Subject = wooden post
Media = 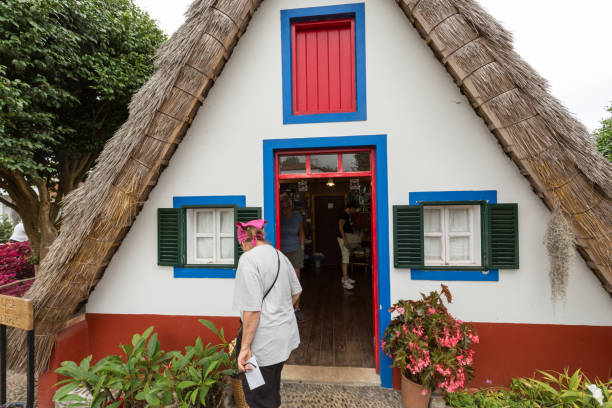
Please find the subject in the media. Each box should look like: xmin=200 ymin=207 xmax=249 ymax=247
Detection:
xmin=27 ymin=329 xmax=34 ymax=408
xmin=1 ymin=324 xmax=5 ymax=405
xmin=0 ymin=295 xmax=35 ymax=407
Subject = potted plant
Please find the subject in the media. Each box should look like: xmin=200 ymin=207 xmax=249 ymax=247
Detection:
xmin=381 ymin=285 xmax=480 ymax=408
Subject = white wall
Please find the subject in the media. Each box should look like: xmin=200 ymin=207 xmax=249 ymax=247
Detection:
xmin=86 ymin=0 xmax=612 ymax=326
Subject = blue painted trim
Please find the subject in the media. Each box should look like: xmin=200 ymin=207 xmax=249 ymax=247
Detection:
xmin=263 ymin=135 xmax=392 ymax=388
xmin=280 ymin=3 xmax=367 ymax=124
xmin=174 ymin=268 xmax=237 ymax=279
xmin=173 ymin=196 xmax=245 ymax=208
xmin=172 ymin=195 xmax=246 ymax=279
xmin=408 ymin=190 xmax=499 ymax=282
xmin=411 ymin=269 xmax=498 ymax=281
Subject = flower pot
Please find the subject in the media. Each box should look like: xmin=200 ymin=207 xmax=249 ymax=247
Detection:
xmin=401 ymin=373 xmax=431 ymax=408
xmin=231 ymin=376 xmax=250 ymax=408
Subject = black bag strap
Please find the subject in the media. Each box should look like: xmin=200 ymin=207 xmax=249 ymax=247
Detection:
xmin=262 ymin=248 xmax=281 ymax=303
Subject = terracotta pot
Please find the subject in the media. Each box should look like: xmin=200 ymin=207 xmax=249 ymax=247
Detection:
xmin=401 ymin=373 xmax=431 ymax=408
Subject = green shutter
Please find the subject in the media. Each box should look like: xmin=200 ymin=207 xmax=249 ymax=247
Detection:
xmin=485 ymin=203 xmax=519 ymax=269
xmin=158 ymin=208 xmax=183 ymax=266
xmin=393 ymin=205 xmax=424 ymax=268
xmin=235 ymin=207 xmax=262 ymax=261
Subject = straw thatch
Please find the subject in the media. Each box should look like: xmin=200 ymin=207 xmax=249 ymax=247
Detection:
xmin=395 ymin=0 xmax=611 ymax=293
xmin=8 ymin=0 xmax=611 ymax=373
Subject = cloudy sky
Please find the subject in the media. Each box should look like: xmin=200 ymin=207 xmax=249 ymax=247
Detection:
xmin=134 ymin=0 xmax=612 ymax=131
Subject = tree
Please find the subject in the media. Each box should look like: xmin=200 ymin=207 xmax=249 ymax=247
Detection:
xmin=593 ymin=104 xmax=612 ymax=161
xmin=0 ymin=0 xmax=166 ymax=260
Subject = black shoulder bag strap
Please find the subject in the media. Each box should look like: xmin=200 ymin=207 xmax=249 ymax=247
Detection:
xmin=235 ymin=248 xmax=281 ymax=358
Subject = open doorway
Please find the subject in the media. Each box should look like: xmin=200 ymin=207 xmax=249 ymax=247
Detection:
xmin=275 ymin=149 xmax=375 ymax=368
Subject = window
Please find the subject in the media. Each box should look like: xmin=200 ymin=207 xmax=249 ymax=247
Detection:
xmin=157 ymin=195 xmax=261 ymax=278
xmin=424 ymin=206 xmax=481 ymax=267
xmin=277 ymin=149 xmax=371 ymax=178
xmin=393 ymin=190 xmax=518 ymax=282
xmin=281 ymin=3 xmax=366 ymax=124
xmin=292 ymin=18 xmax=356 ymax=115
xmin=186 ymin=208 xmax=235 ymax=265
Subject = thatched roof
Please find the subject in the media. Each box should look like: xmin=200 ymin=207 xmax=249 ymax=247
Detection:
xmin=10 ymin=0 xmax=611 ymax=373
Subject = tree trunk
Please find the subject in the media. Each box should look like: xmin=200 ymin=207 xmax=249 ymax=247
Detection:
xmin=0 ymin=156 xmax=89 ymax=262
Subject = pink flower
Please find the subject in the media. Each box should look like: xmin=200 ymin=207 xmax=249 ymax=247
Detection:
xmin=427 ymin=307 xmax=436 ymax=315
xmin=468 ymin=334 xmax=479 ymax=344
xmin=420 ymin=389 xmax=429 ymax=396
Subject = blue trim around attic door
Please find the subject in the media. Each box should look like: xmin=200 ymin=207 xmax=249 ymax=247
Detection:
xmin=409 ymin=190 xmax=499 ymax=282
xmin=280 ymin=3 xmax=367 ymax=124
xmin=263 ymin=135 xmax=392 ymax=388
xmin=173 ymin=195 xmax=245 ymax=279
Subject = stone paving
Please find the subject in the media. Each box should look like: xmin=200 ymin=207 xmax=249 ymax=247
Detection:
xmin=278 ymin=382 xmax=403 ymax=408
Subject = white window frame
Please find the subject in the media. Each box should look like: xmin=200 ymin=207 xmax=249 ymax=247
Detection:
xmin=424 ymin=205 xmax=481 ymax=267
xmin=186 ymin=208 xmax=235 ymax=265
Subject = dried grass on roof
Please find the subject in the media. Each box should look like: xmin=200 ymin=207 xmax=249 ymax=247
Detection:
xmin=8 ymin=0 xmax=612 ymax=373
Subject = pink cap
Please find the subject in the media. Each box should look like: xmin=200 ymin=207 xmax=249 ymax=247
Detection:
xmin=236 ymin=219 xmax=267 ymax=246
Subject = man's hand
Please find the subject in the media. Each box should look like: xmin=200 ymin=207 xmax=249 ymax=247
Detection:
xmin=237 ymin=346 xmax=253 ymax=371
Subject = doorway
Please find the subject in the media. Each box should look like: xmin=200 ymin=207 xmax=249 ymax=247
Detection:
xmin=275 ymin=149 xmax=375 ymax=368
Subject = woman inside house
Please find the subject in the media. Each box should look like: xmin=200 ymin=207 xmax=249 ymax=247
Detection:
xmin=233 ymin=219 xmax=302 ymax=408
xmin=337 ymin=200 xmax=359 ymax=289
xmin=278 ymin=193 xmax=305 ymax=323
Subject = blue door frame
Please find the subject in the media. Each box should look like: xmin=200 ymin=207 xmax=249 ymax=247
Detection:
xmin=262 ymin=135 xmax=392 ymax=388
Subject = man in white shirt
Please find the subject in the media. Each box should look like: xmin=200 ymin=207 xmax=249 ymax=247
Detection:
xmin=232 ymin=220 xmax=302 ymax=408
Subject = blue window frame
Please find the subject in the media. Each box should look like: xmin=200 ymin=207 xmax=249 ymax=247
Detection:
xmin=172 ymin=195 xmax=245 ymax=279
xmin=409 ymin=190 xmax=499 ymax=282
xmin=280 ymin=3 xmax=367 ymax=124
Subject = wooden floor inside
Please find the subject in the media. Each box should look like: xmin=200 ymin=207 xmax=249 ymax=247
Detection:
xmin=286 ymin=264 xmax=375 ymax=368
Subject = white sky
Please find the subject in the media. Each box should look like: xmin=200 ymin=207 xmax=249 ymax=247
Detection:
xmin=134 ymin=0 xmax=612 ymax=131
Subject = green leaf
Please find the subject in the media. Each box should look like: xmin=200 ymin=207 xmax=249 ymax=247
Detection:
xmin=147 ymin=333 xmax=159 ymax=358
xmin=199 ymin=319 xmax=220 ymax=338
xmin=52 ymin=382 xmax=80 ymax=401
xmin=177 ymin=380 xmax=198 ymax=390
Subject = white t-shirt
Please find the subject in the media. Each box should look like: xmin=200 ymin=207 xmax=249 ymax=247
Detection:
xmin=9 ymin=222 xmax=28 ymax=242
xmin=232 ymin=244 xmax=302 ymax=367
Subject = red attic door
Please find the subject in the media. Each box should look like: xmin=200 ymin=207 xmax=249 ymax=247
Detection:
xmin=292 ymin=18 xmax=356 ymax=115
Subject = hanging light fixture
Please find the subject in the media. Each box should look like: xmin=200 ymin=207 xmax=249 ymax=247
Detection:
xmin=326 ymin=178 xmax=335 ymax=187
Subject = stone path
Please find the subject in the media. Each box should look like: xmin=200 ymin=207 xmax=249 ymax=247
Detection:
xmin=279 ymin=383 xmax=402 ymax=408
xmin=6 ymin=370 xmax=37 ymax=404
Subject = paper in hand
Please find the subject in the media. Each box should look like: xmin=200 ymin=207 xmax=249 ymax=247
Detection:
xmin=245 ymin=355 xmax=265 ymax=390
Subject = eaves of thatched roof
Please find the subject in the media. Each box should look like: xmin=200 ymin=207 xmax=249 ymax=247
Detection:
xmin=10 ymin=0 xmax=611 ymax=372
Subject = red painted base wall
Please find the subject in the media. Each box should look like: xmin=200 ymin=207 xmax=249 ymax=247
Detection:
xmin=391 ymin=322 xmax=612 ymax=390
xmin=38 ymin=314 xmax=239 ymax=408
xmin=39 ymin=315 xmax=612 ymax=407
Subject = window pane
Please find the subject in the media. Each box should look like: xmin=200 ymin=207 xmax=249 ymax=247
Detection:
xmin=424 ymin=209 xmax=441 ymax=233
xmin=425 ymin=237 xmax=442 ymax=260
xmin=449 ymin=237 xmax=470 ymax=261
xmin=196 ymin=211 xmax=213 ymax=233
xmin=310 ymin=154 xmax=338 ymax=173
xmin=220 ymin=210 xmax=234 ymax=234
xmin=449 ymin=208 xmax=470 ymax=232
xmin=196 ymin=237 xmax=213 ymax=259
xmin=279 ymin=155 xmax=306 ymax=174
xmin=342 ymin=152 xmax=370 ymax=172
xmin=220 ymin=237 xmax=234 ymax=259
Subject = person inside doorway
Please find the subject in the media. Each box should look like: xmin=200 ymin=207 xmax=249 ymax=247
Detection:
xmin=279 ymin=193 xmax=305 ymax=323
xmin=337 ymin=200 xmax=359 ymax=290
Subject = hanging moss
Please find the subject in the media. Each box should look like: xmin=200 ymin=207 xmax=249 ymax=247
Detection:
xmin=544 ymin=206 xmax=576 ymax=303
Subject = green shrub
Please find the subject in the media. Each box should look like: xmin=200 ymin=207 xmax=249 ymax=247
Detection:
xmin=53 ymin=320 xmax=233 ymax=408
xmin=446 ymin=369 xmax=611 ymax=408
xmin=0 ymin=215 xmax=12 ymax=243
